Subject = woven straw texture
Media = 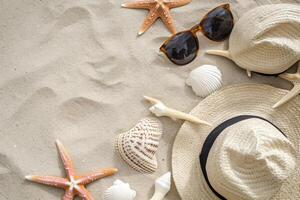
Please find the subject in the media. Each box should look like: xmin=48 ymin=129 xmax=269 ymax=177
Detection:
xmin=172 ymin=84 xmax=300 ymax=200
xmin=223 ymin=4 xmax=300 ymax=74
xmin=206 ymin=118 xmax=296 ymax=200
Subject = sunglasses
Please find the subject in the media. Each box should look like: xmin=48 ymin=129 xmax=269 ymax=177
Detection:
xmin=160 ymin=4 xmax=234 ymax=65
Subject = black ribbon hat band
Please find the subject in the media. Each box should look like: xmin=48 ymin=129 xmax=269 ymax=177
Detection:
xmin=199 ymin=115 xmax=286 ymax=200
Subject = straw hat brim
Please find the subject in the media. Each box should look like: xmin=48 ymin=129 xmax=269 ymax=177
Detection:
xmin=172 ymin=84 xmax=300 ymax=200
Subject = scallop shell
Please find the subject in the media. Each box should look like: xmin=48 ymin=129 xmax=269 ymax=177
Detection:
xmin=103 ymin=179 xmax=136 ymax=200
xmin=115 ymin=117 xmax=163 ymax=173
xmin=207 ymin=4 xmax=300 ymax=75
xmin=186 ymin=65 xmax=222 ymax=98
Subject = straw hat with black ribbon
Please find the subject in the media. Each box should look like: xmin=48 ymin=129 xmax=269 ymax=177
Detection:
xmin=172 ymin=84 xmax=300 ymax=200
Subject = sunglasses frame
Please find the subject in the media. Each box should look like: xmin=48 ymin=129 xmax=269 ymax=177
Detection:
xmin=160 ymin=4 xmax=233 ymax=66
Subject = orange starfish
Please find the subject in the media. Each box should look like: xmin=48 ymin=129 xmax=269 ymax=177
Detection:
xmin=25 ymin=140 xmax=118 ymax=200
xmin=122 ymin=0 xmax=191 ymax=35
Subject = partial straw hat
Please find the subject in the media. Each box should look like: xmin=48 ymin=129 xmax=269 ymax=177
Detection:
xmin=172 ymin=84 xmax=300 ymax=200
xmin=206 ymin=4 xmax=300 ymax=75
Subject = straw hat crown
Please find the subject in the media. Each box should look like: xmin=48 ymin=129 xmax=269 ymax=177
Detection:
xmin=207 ymin=4 xmax=300 ymax=74
xmin=206 ymin=118 xmax=296 ymax=200
xmin=172 ymin=84 xmax=300 ymax=200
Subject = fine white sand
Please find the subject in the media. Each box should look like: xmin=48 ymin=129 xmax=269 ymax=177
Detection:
xmin=0 ymin=0 xmax=299 ymax=199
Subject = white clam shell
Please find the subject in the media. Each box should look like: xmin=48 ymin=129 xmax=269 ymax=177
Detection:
xmin=186 ymin=65 xmax=222 ymax=98
xmin=115 ymin=117 xmax=163 ymax=173
xmin=103 ymin=179 xmax=136 ymax=200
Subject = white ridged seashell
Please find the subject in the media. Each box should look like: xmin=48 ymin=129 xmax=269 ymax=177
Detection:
xmin=186 ymin=65 xmax=223 ymax=98
xmin=150 ymin=172 xmax=171 ymax=200
xmin=103 ymin=179 xmax=136 ymax=200
xmin=115 ymin=117 xmax=163 ymax=173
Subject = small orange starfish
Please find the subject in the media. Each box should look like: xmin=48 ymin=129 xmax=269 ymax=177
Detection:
xmin=122 ymin=0 xmax=191 ymax=35
xmin=25 ymin=140 xmax=118 ymax=200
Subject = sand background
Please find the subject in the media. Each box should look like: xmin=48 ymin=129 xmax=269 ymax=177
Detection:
xmin=0 ymin=0 xmax=299 ymax=199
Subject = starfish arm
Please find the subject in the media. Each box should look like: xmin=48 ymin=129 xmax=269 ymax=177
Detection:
xmin=273 ymin=64 xmax=300 ymax=108
xmin=76 ymin=168 xmax=118 ymax=185
xmin=280 ymin=73 xmax=300 ymax=82
xmin=280 ymin=64 xmax=300 ymax=82
xmin=273 ymin=83 xmax=300 ymax=108
xmin=164 ymin=0 xmax=191 ymax=8
xmin=56 ymin=140 xmax=76 ymax=179
xmin=62 ymin=188 xmax=75 ymax=200
xmin=77 ymin=185 xmax=95 ymax=200
xmin=138 ymin=6 xmax=160 ymax=35
xmin=25 ymin=175 xmax=69 ymax=189
xmin=122 ymin=0 xmax=156 ymax=9
xmin=159 ymin=7 xmax=176 ymax=34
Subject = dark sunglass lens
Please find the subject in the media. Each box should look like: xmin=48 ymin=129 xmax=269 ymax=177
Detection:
xmin=163 ymin=32 xmax=198 ymax=65
xmin=201 ymin=6 xmax=233 ymax=41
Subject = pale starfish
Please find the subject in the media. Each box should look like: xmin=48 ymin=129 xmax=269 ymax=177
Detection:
xmin=122 ymin=0 xmax=191 ymax=35
xmin=273 ymin=63 xmax=300 ymax=108
xmin=25 ymin=140 xmax=118 ymax=200
xmin=144 ymin=96 xmax=211 ymax=126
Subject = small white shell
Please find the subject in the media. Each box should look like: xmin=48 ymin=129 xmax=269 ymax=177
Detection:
xmin=186 ymin=65 xmax=222 ymax=98
xmin=150 ymin=172 xmax=171 ymax=200
xmin=115 ymin=117 xmax=163 ymax=173
xmin=103 ymin=179 xmax=136 ymax=200
xmin=149 ymin=102 xmax=167 ymax=117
